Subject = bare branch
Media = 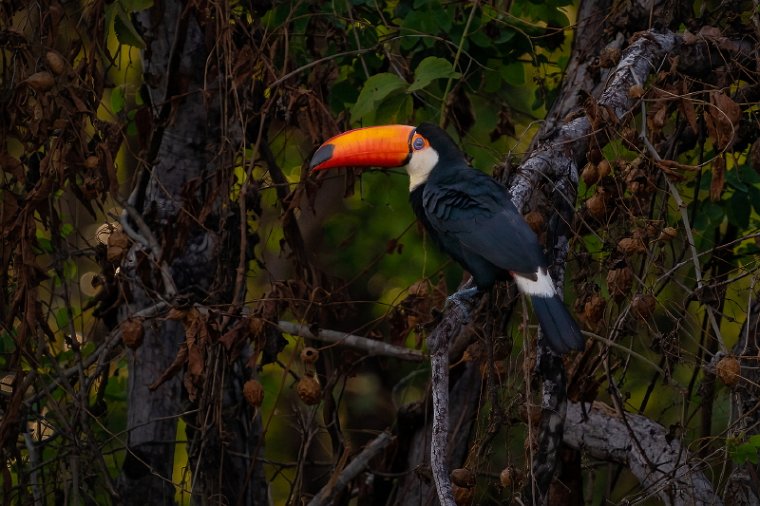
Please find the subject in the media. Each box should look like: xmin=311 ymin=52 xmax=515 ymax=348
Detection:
xmin=306 ymin=431 xmax=393 ymax=506
xmin=564 ymin=401 xmax=722 ymax=506
xmin=275 ymin=321 xmax=425 ymax=362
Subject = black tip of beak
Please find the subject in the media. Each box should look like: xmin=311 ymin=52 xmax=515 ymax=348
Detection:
xmin=309 ymin=144 xmax=335 ymax=171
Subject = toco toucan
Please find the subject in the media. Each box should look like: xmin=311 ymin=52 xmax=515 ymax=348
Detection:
xmin=310 ymin=122 xmax=584 ymax=354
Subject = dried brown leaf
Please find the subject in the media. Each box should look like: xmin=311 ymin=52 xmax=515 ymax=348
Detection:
xmin=710 ymin=155 xmax=725 ymax=202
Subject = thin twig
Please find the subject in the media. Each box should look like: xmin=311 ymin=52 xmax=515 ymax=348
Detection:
xmin=306 ymin=431 xmax=393 ymax=506
xmin=276 ymin=321 xmax=425 ymax=362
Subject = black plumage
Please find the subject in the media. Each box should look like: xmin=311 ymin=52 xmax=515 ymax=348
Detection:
xmin=408 ymin=123 xmax=584 ymax=354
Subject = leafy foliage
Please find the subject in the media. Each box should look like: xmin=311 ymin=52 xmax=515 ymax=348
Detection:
xmin=1 ymin=0 xmax=759 ymax=504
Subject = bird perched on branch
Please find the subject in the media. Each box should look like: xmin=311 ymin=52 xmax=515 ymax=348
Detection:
xmin=310 ymin=122 xmax=584 ymax=354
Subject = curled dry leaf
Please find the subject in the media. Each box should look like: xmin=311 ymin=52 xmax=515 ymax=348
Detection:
xmin=25 ymin=71 xmax=55 ymax=91
xmin=628 ymin=84 xmax=645 ymax=98
xmin=710 ymin=155 xmax=725 ymax=202
xmin=705 ymin=92 xmax=741 ymax=150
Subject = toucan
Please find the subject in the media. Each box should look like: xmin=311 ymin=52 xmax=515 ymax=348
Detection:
xmin=310 ymin=123 xmax=584 ymax=354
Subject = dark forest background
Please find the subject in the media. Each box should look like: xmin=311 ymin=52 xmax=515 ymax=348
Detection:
xmin=1 ymin=0 xmax=759 ymax=504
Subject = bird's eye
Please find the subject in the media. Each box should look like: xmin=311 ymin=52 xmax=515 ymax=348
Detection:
xmin=412 ymin=137 xmax=425 ymax=150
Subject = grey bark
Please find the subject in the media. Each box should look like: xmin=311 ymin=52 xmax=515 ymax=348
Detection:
xmin=725 ymin=297 xmax=760 ymax=506
xmin=117 ymin=1 xmax=266 ymax=504
xmin=564 ymin=401 xmax=721 ymax=506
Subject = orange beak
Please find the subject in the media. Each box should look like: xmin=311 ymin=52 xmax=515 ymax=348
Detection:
xmin=310 ymin=125 xmax=416 ymax=171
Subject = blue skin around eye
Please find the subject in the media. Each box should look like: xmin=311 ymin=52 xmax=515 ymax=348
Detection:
xmin=413 ymin=138 xmax=424 ymax=150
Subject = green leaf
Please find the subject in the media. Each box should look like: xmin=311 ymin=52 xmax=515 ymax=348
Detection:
xmin=351 ymin=73 xmax=407 ymax=124
xmin=408 ymin=57 xmax=461 ymax=93
xmin=374 ymin=93 xmax=413 ymax=124
xmin=111 ymin=86 xmax=125 ymax=114
xmin=113 ymin=8 xmax=146 ymax=48
xmin=727 ymin=191 xmax=751 ymax=229
xmin=500 ymin=62 xmax=525 ymax=86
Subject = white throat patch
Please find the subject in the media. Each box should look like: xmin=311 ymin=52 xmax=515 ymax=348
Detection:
xmin=407 ymin=148 xmax=439 ymax=191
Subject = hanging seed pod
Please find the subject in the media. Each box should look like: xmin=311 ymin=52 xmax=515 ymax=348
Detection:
xmin=452 ymin=484 xmax=475 ymax=506
xmin=524 ymin=211 xmax=545 ymax=235
xmin=631 ymin=293 xmax=656 ymax=319
xmin=243 ymin=379 xmax=265 ymax=407
xmin=581 ymin=162 xmax=599 ymax=186
xmin=606 ymin=266 xmax=633 ymax=301
xmin=300 ymin=346 xmax=319 ymax=365
xmin=45 ymin=50 xmax=66 ymax=75
xmin=716 ymin=356 xmax=741 ymax=387
xmin=659 ymin=226 xmax=677 ymax=241
xmin=597 ymin=159 xmax=612 ymax=179
xmin=617 ymin=237 xmax=647 ymax=255
xmin=499 ymin=467 xmax=514 ymax=488
xmin=25 ymin=71 xmax=55 ymax=91
xmin=583 ymin=294 xmax=606 ymax=325
xmin=450 ymin=468 xmax=476 ymax=488
xmin=107 ymin=228 xmax=130 ymax=263
xmin=121 ymin=318 xmax=144 ymax=349
xmin=585 ymin=192 xmax=607 ymax=220
xmin=296 ymin=374 xmax=321 ymax=405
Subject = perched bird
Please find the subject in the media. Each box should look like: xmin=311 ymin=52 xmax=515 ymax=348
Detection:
xmin=310 ymin=123 xmax=584 ymax=354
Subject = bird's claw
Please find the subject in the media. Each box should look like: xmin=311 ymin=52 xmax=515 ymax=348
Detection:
xmin=445 ymin=287 xmax=479 ymax=319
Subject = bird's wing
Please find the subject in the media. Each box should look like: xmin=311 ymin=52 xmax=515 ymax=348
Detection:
xmin=422 ymin=170 xmax=545 ymax=275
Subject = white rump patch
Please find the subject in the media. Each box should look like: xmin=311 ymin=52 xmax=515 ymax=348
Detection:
xmin=407 ymin=148 xmax=439 ymax=191
xmin=513 ymin=268 xmax=556 ymax=297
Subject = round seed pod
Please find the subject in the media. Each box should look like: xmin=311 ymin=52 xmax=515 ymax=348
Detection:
xmin=581 ymin=162 xmax=599 ymax=186
xmin=606 ymin=266 xmax=633 ymax=301
xmin=450 ymin=468 xmax=476 ymax=488
xmin=631 ymin=293 xmax=656 ymax=319
xmin=597 ymin=159 xmax=612 ymax=179
xmin=524 ymin=211 xmax=545 ymax=235
xmin=300 ymin=346 xmax=319 ymax=365
xmin=25 ymin=71 xmax=55 ymax=91
xmin=583 ymin=294 xmax=606 ymax=325
xmin=716 ymin=356 xmax=741 ymax=387
xmin=659 ymin=226 xmax=677 ymax=241
xmin=121 ymin=318 xmax=144 ymax=349
xmin=617 ymin=237 xmax=646 ymax=255
xmin=243 ymin=379 xmax=265 ymax=407
xmin=45 ymin=51 xmax=66 ymax=75
xmin=499 ymin=467 xmax=514 ymax=488
xmin=107 ymin=229 xmax=130 ymax=263
xmin=585 ymin=193 xmax=607 ymax=220
xmin=296 ymin=375 xmax=321 ymax=405
xmin=452 ymin=484 xmax=475 ymax=505
xmin=599 ymin=46 xmax=621 ymax=68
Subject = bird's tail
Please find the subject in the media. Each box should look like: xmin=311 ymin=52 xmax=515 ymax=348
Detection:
xmin=530 ymin=294 xmax=585 ymax=354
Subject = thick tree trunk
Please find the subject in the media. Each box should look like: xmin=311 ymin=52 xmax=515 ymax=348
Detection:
xmin=117 ymin=1 xmax=267 ymax=504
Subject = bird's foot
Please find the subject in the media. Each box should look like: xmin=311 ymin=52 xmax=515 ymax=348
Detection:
xmin=445 ymin=287 xmax=480 ymax=319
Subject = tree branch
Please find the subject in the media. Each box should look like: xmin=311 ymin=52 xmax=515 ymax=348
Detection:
xmin=275 ymin=321 xmax=425 ymax=362
xmin=564 ymin=401 xmax=721 ymax=506
xmin=306 ymin=431 xmax=393 ymax=506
